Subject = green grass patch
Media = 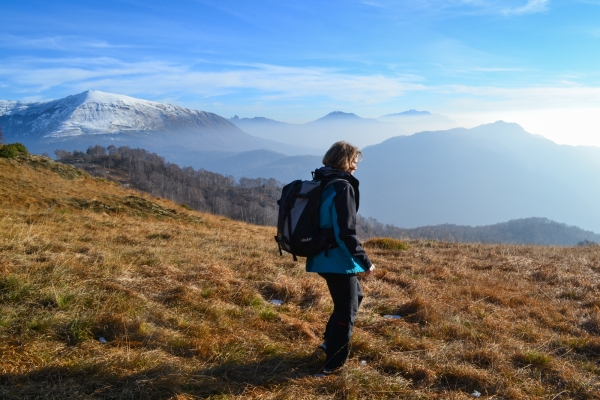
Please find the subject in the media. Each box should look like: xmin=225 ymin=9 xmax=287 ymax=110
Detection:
xmin=364 ymin=237 xmax=408 ymax=250
xmin=259 ymin=309 xmax=280 ymax=322
xmin=515 ymin=350 xmax=553 ymax=369
xmin=0 ymin=275 xmax=30 ymax=303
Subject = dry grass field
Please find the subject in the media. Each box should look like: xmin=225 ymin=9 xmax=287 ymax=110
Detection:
xmin=1 ymin=154 xmax=599 ymax=399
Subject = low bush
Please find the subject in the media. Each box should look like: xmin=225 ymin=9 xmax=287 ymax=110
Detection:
xmin=0 ymin=142 xmax=29 ymax=158
xmin=364 ymin=237 xmax=408 ymax=250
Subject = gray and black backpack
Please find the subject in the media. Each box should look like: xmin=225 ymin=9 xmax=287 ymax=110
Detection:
xmin=274 ymin=177 xmax=342 ymax=261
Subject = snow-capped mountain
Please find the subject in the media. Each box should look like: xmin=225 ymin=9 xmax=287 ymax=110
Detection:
xmin=0 ymin=91 xmax=321 ymax=162
xmin=0 ymin=90 xmax=238 ymax=138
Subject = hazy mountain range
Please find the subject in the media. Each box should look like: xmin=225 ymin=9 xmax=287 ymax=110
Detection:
xmin=2 ymin=90 xmax=600 ymax=234
xmin=358 ymin=121 xmax=600 ymax=233
xmin=229 ymin=110 xmax=454 ymax=150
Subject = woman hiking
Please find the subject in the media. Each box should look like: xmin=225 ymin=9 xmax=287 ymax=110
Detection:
xmin=306 ymin=141 xmax=375 ymax=374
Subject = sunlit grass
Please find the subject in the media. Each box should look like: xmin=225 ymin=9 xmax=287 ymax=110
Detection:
xmin=1 ymin=155 xmax=599 ymax=399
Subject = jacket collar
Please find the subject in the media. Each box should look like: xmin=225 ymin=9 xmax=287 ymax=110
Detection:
xmin=313 ymin=166 xmax=357 ymax=183
xmin=313 ymin=166 xmax=361 ymax=210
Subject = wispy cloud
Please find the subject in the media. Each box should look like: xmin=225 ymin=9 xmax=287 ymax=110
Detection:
xmin=0 ymin=34 xmax=143 ymax=51
xmin=2 ymin=56 xmax=599 ymax=114
xmin=502 ymin=0 xmax=549 ymax=15
xmin=0 ymin=57 xmax=426 ymax=103
xmin=363 ymin=0 xmax=550 ymax=16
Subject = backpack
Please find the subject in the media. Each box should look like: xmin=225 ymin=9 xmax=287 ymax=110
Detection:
xmin=274 ymin=177 xmax=343 ymax=261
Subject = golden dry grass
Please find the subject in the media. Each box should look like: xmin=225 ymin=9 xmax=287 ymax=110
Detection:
xmin=1 ymin=154 xmax=599 ymax=399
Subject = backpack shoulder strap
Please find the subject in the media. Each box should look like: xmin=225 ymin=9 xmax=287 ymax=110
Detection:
xmin=321 ymin=178 xmax=348 ymax=191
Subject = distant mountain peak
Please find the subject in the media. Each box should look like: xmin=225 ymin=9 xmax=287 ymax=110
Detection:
xmin=325 ymin=111 xmax=360 ymax=118
xmin=311 ymin=111 xmax=362 ymax=123
xmin=229 ymin=116 xmax=287 ymax=126
xmin=381 ymin=109 xmax=432 ymax=118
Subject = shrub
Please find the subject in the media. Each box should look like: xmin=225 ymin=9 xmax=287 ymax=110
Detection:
xmin=0 ymin=142 xmax=29 ymax=158
xmin=364 ymin=237 xmax=408 ymax=250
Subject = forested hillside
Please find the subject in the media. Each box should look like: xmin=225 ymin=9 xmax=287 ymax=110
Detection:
xmin=55 ymin=145 xmax=280 ymax=226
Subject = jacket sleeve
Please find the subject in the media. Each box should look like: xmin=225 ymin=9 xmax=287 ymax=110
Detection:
xmin=333 ymin=182 xmax=373 ymax=271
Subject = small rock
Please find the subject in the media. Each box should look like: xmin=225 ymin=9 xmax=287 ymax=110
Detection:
xmin=471 ymin=391 xmax=481 ymax=398
xmin=98 ymin=337 xmax=107 ymax=344
xmin=269 ymin=299 xmax=283 ymax=306
xmin=383 ymin=314 xmax=402 ymax=319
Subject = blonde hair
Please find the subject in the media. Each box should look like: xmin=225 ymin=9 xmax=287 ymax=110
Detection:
xmin=322 ymin=141 xmax=363 ymax=171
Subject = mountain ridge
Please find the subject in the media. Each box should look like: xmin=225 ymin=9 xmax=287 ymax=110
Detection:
xmin=359 ymin=121 xmax=600 ymax=233
xmin=0 ymin=90 xmax=239 ymax=138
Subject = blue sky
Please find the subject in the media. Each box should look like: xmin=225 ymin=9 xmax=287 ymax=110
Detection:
xmin=2 ymin=0 xmax=600 ymax=146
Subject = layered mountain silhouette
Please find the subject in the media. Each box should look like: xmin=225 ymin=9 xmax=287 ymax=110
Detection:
xmin=230 ymin=110 xmax=456 ymax=149
xmin=358 ymin=121 xmax=600 ymax=233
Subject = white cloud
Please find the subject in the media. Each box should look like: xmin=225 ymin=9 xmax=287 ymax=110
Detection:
xmin=502 ymin=0 xmax=549 ymax=15
xmin=0 ymin=58 xmax=426 ymax=103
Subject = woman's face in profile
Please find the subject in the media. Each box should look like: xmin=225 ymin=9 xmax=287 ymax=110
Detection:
xmin=347 ymin=157 xmax=358 ymax=175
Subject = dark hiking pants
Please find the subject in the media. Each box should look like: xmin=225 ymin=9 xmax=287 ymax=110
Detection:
xmin=319 ymin=273 xmax=363 ymax=370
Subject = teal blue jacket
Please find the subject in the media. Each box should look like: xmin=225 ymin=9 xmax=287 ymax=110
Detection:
xmin=305 ymin=167 xmax=372 ymax=274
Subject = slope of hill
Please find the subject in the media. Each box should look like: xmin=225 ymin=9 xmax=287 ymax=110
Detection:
xmin=358 ymin=121 xmax=600 ymax=234
xmin=0 ymin=90 xmax=313 ymax=158
xmin=1 ymin=153 xmax=600 ymax=398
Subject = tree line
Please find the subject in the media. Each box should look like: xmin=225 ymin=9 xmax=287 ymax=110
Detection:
xmin=55 ymin=145 xmax=281 ymax=226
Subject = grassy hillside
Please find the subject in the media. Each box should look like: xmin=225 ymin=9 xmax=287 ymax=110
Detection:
xmin=1 ymin=154 xmax=599 ymax=399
